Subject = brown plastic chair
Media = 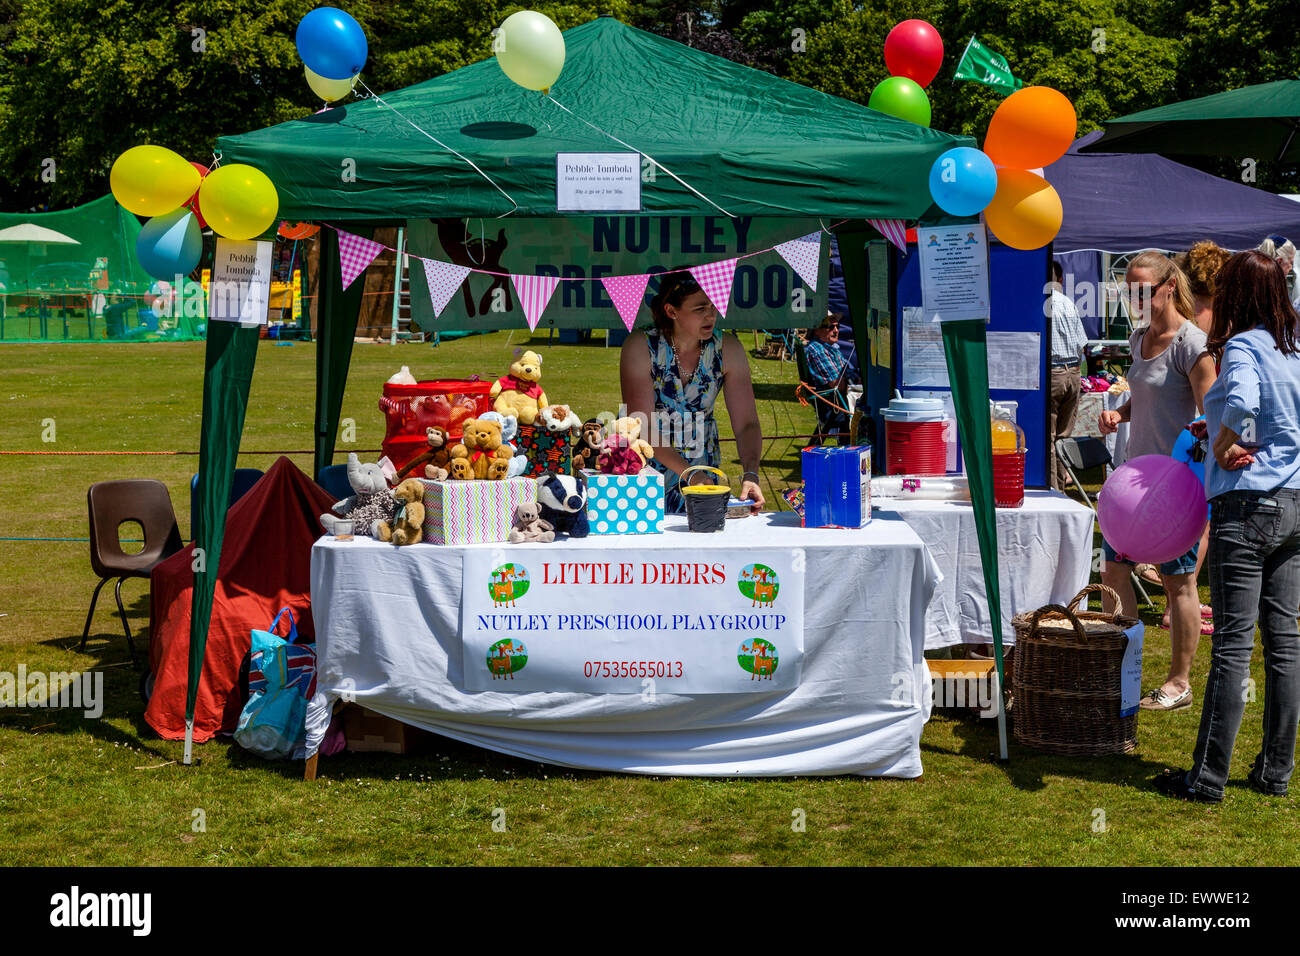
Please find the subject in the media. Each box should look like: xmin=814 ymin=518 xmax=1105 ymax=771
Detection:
xmin=82 ymin=480 xmax=184 ymax=664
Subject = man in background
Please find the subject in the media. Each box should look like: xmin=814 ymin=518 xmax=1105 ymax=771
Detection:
xmin=805 ymin=312 xmax=850 ymax=445
xmin=1049 ymin=260 xmax=1088 ymax=489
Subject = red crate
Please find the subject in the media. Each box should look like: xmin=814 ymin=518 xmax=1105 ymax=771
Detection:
xmin=379 ymin=379 xmax=492 ymax=476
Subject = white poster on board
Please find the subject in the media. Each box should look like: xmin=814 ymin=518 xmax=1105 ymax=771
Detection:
xmin=208 ymin=238 xmax=272 ymax=325
xmin=460 ymin=549 xmax=804 ymax=693
xmin=556 ymin=152 xmax=642 ymax=211
xmin=916 ymin=223 xmax=991 ymax=323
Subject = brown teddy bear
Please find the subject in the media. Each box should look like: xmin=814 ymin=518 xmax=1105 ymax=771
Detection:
xmin=374 ymin=479 xmax=425 ymax=546
xmin=447 ymin=458 xmax=474 ymax=481
xmin=490 ymin=349 xmax=549 ymax=425
xmin=508 ymin=501 xmax=555 ymax=543
xmin=397 ymin=425 xmax=452 ymax=482
xmin=571 ymin=418 xmax=605 ymax=473
xmin=449 ymin=417 xmax=513 ymax=480
xmin=606 ymin=416 xmax=655 ymax=471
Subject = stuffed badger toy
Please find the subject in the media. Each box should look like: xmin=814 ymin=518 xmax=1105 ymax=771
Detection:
xmin=535 ymin=471 xmax=589 ymax=538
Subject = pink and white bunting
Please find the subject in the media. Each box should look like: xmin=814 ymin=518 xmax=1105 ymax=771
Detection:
xmin=511 ymin=273 xmax=561 ymax=331
xmin=688 ymin=257 xmax=739 ymax=319
xmin=867 ymin=218 xmax=908 ymax=251
xmin=773 ymin=232 xmax=823 ymax=292
xmin=337 ymin=230 xmax=385 ymax=290
xmin=601 ymin=273 xmax=652 ymax=331
xmin=421 ymin=259 xmax=472 ymax=318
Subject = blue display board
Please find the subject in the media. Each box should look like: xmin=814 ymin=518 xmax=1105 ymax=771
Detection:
xmin=889 ymin=242 xmax=1051 ymax=488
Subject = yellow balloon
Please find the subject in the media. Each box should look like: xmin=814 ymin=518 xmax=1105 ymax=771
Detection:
xmin=198 ymin=165 xmax=280 ymax=241
xmin=496 ymin=10 xmax=565 ymax=92
xmin=984 ymin=168 xmax=1063 ymax=250
xmin=110 ymin=145 xmax=201 ymax=217
xmin=306 ymin=65 xmax=357 ymax=103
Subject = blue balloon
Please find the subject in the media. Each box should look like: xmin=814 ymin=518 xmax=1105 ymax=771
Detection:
xmin=296 ymin=8 xmax=367 ymax=81
xmin=928 ymin=147 xmax=998 ymax=216
xmin=136 ymin=208 xmax=202 ymax=281
xmin=1172 ymin=414 xmax=1210 ymax=520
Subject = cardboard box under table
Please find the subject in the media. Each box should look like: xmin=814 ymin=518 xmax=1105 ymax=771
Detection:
xmin=581 ymin=469 xmax=665 ymax=534
xmin=419 ymin=477 xmax=535 ymax=545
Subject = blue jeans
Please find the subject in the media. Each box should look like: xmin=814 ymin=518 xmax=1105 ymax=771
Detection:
xmin=1186 ymin=489 xmax=1300 ymax=799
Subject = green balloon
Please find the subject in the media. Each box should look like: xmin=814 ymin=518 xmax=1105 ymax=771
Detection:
xmin=868 ymin=76 xmax=931 ymax=127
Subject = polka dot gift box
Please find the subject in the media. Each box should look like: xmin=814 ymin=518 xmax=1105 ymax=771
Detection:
xmin=580 ymin=469 xmax=665 ymax=535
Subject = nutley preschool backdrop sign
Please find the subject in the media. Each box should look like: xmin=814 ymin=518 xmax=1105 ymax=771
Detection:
xmin=406 ymin=216 xmax=829 ymax=330
xmin=460 ymin=549 xmax=805 ymax=693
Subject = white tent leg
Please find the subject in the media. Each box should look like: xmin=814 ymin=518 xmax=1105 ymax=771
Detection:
xmin=183 ymin=719 xmax=194 ymax=765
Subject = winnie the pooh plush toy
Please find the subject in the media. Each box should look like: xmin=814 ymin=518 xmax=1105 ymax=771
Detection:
xmin=490 ymin=349 xmax=548 ymax=425
xmin=374 ymin=479 xmax=425 ymax=546
xmin=449 ymin=417 xmax=513 ymax=480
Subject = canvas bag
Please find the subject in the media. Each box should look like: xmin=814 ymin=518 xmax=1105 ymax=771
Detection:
xmin=234 ymin=608 xmax=317 ymax=759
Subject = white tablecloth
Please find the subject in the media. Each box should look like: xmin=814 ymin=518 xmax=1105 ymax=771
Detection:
xmin=876 ymin=490 xmax=1094 ymax=648
xmin=306 ymin=512 xmax=940 ymax=777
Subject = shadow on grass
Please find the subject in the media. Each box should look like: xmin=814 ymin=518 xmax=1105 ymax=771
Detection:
xmin=925 ymin=710 xmax=1173 ymax=792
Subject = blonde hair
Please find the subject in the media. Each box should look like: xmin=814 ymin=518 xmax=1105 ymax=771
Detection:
xmin=1258 ymin=235 xmax=1297 ymax=265
xmin=1126 ymin=250 xmax=1195 ymax=322
xmin=1181 ymin=240 xmax=1232 ymax=299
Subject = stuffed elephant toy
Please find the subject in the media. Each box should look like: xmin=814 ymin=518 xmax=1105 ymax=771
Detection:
xmin=319 ymin=453 xmax=398 ymax=537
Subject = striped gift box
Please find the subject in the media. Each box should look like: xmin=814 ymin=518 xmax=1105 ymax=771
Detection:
xmin=419 ymin=477 xmax=537 ymax=545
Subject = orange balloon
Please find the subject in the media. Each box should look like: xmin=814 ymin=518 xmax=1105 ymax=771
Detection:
xmin=278 ymin=221 xmax=320 ymax=240
xmin=984 ymin=168 xmax=1063 ymax=250
xmin=983 ymin=86 xmax=1077 ymax=169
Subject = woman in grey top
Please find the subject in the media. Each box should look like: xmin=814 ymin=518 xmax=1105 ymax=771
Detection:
xmin=1099 ymin=251 xmax=1217 ymax=711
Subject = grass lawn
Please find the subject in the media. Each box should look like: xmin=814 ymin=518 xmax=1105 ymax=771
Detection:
xmin=2 ymin=333 xmax=1297 ymax=866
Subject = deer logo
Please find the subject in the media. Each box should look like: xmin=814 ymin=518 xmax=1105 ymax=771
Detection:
xmin=488 ymin=563 xmax=529 ymax=607
xmin=434 ymin=217 xmax=513 ymax=317
xmin=487 ymin=639 xmax=526 ymax=679
xmin=741 ymin=565 xmax=778 ymax=607
xmin=737 ymin=638 xmax=779 ymax=680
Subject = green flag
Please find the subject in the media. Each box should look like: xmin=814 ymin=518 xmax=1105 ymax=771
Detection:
xmin=953 ymin=36 xmax=1023 ymax=92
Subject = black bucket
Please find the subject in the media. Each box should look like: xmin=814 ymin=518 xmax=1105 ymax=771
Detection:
xmin=681 ymin=466 xmax=730 ymax=533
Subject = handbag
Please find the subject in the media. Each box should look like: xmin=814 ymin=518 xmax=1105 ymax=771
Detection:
xmin=234 ymin=608 xmax=318 ymax=759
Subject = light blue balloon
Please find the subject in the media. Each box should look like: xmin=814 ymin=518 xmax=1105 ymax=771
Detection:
xmin=1172 ymin=415 xmax=1207 ymax=485
xmin=136 ymin=207 xmax=202 ymax=281
xmin=928 ymin=147 xmax=999 ymax=216
xmin=296 ymin=7 xmax=368 ymax=81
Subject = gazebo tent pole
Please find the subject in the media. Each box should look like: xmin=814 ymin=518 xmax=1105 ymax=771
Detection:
xmin=832 ymin=221 xmax=874 ymax=388
xmin=184 ymin=319 xmax=261 ymax=764
xmin=940 ymin=318 xmax=1008 ymax=760
xmin=313 ymin=225 xmax=373 ymax=480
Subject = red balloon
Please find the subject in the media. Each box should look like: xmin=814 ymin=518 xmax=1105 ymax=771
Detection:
xmin=884 ymin=19 xmax=944 ymax=87
xmin=186 ymin=161 xmax=210 ymax=229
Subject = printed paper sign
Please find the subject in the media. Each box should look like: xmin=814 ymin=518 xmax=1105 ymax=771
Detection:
xmin=208 ymin=238 xmax=272 ymax=325
xmin=461 ymin=550 xmax=804 ymax=693
xmin=916 ymin=223 xmax=991 ymax=323
xmin=1120 ymin=622 xmax=1145 ymax=717
xmin=556 ymin=152 xmax=642 ymax=211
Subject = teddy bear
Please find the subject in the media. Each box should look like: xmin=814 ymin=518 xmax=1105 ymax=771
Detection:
xmin=536 ymin=471 xmax=589 ymax=538
xmin=319 ymin=453 xmax=399 ymax=536
xmin=374 ymin=479 xmax=425 ymax=546
xmin=508 ymin=501 xmax=555 ymax=543
xmin=596 ymin=433 xmax=644 ymax=475
xmin=490 ymin=349 xmax=549 ymax=425
xmin=479 ymin=411 xmax=529 ymax=478
xmin=396 ymin=425 xmax=452 ymax=482
xmin=447 ymin=458 xmax=474 ymax=481
xmin=448 ymin=417 xmax=513 ymax=480
xmin=602 ymin=417 xmax=655 ymax=472
xmin=571 ymin=418 xmax=605 ymax=473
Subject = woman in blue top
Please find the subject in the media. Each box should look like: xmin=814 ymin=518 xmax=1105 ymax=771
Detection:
xmin=619 ymin=270 xmax=765 ymax=515
xmin=1156 ymin=250 xmax=1300 ymax=803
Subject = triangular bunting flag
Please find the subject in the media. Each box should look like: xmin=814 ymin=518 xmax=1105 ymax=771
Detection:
xmin=867 ymin=218 xmax=908 ymax=251
xmin=421 ymin=258 xmax=472 ymax=318
xmin=773 ymin=232 xmax=823 ymax=292
xmin=688 ymin=257 xmax=738 ymax=319
xmin=601 ymin=273 xmax=652 ymax=332
xmin=511 ymin=273 xmax=561 ymax=331
xmin=336 ymin=230 xmax=385 ymax=290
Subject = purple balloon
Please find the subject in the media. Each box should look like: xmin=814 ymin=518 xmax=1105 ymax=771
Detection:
xmin=1097 ymin=454 xmax=1208 ymax=564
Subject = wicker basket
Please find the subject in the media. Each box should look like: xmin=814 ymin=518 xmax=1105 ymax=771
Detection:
xmin=1011 ymin=584 xmax=1141 ymax=756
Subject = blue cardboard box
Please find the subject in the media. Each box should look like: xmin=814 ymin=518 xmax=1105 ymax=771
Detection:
xmin=580 ymin=469 xmax=666 ymax=534
xmin=801 ymin=445 xmax=871 ymax=528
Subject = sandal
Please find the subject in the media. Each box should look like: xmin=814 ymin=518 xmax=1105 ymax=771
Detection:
xmin=1139 ymin=686 xmax=1193 ymax=711
xmin=1201 ymin=618 xmax=1215 ymax=635
xmin=1135 ymin=563 xmax=1162 ymax=586
xmin=1201 ymin=604 xmax=1213 ymax=619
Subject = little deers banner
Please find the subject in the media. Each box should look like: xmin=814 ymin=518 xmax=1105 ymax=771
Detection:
xmin=461 ymin=549 xmax=805 ymax=693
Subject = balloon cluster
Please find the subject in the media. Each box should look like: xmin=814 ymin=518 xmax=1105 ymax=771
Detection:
xmin=296 ymin=7 xmax=368 ymax=103
xmin=494 ymin=10 xmax=566 ymax=92
xmin=110 ymin=147 xmax=279 ymax=281
xmin=868 ymin=20 xmax=943 ymax=128
xmin=926 ymin=79 xmax=1076 ymax=247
